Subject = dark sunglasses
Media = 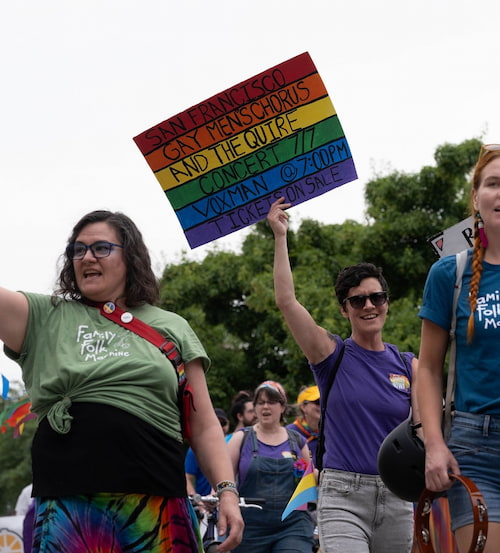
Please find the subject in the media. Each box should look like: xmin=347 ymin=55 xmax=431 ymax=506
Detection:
xmin=343 ymin=291 xmax=388 ymax=309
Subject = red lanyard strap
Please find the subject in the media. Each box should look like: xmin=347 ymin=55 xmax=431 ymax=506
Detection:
xmin=97 ymin=301 xmax=186 ymax=383
xmin=415 ymin=474 xmax=488 ymax=553
xmin=86 ymin=300 xmax=193 ymax=440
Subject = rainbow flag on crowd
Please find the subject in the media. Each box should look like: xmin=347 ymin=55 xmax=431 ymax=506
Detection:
xmin=0 ymin=397 xmax=36 ymax=438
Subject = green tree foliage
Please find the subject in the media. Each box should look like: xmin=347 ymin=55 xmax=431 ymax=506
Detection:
xmin=362 ymin=138 xmax=481 ymax=298
xmin=159 ymin=138 xmax=481 ymax=409
xmin=0 ymin=400 xmax=36 ymax=515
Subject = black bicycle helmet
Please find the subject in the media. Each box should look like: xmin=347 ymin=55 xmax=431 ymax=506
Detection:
xmin=377 ymin=415 xmax=426 ymax=502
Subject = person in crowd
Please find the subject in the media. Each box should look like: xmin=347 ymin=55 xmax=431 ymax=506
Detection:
xmin=267 ymin=197 xmax=419 ymax=553
xmin=23 ymin=502 xmax=36 ymax=553
xmin=186 ymin=407 xmax=230 ymax=497
xmin=227 ymin=380 xmax=315 ymax=553
xmin=216 ymin=407 xmax=231 ymax=437
xmin=15 ymin=483 xmax=35 ymax=553
xmin=287 ymin=385 xmax=321 ymax=548
xmin=0 ymin=210 xmax=243 ymax=553
xmin=229 ymin=390 xmax=257 ymax=434
xmin=286 ymin=385 xmax=320 ymax=462
xmin=14 ymin=483 xmax=33 ymax=516
xmin=418 ymin=144 xmax=500 ymax=552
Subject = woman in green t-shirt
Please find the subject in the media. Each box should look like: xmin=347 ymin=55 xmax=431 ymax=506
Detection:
xmin=0 ymin=209 xmax=243 ymax=553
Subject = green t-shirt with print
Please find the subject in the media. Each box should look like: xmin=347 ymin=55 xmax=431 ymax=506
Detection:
xmin=5 ymin=293 xmax=209 ymax=442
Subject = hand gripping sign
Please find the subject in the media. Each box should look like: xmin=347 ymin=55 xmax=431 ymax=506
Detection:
xmin=134 ymin=52 xmax=357 ymax=248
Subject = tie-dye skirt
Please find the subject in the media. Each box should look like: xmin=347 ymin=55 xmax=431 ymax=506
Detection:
xmin=31 ymin=494 xmax=203 ymax=553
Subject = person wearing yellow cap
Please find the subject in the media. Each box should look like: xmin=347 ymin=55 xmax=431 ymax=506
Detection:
xmin=286 ymin=385 xmax=321 ymax=461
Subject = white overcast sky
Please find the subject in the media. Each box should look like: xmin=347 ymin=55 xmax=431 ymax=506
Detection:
xmin=1 ymin=0 xmax=499 ymax=383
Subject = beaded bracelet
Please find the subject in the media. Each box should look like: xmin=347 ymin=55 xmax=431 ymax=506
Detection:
xmin=215 ymin=480 xmax=239 ymax=498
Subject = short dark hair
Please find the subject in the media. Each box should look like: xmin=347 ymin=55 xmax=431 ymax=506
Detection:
xmin=55 ymin=210 xmax=159 ymax=306
xmin=335 ymin=263 xmax=389 ymax=306
xmin=229 ymin=391 xmax=253 ymax=424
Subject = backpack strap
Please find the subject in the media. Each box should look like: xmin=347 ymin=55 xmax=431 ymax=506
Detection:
xmin=316 ymin=341 xmax=346 ymax=472
xmin=285 ymin=428 xmax=303 ymax=458
xmin=443 ymin=248 xmax=469 ymax=440
xmin=240 ymin=427 xmax=302 ymax=459
xmin=239 ymin=426 xmax=258 ymax=458
xmin=399 ymin=351 xmax=419 ymax=428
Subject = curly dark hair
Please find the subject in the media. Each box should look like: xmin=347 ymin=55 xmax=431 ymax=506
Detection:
xmin=334 ymin=262 xmax=389 ymax=306
xmin=55 ymin=210 xmax=159 ymax=306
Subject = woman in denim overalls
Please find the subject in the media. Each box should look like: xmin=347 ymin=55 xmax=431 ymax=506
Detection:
xmin=228 ymin=381 xmax=315 ymax=553
xmin=267 ymin=198 xmax=418 ymax=553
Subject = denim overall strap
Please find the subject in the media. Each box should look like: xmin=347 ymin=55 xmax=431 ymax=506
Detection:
xmin=285 ymin=428 xmax=302 ymax=458
xmin=239 ymin=429 xmax=297 ymax=511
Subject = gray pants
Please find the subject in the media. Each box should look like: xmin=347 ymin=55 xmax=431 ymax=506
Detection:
xmin=317 ymin=469 xmax=414 ymax=553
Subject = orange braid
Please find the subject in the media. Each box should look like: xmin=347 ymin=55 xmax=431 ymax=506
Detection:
xmin=467 ymin=216 xmax=484 ymax=342
xmin=466 ymin=147 xmax=500 ymax=341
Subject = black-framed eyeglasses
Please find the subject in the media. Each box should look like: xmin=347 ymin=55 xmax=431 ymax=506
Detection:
xmin=66 ymin=241 xmax=124 ymax=260
xmin=343 ymin=291 xmax=388 ymax=309
xmin=304 ymin=400 xmax=320 ymax=406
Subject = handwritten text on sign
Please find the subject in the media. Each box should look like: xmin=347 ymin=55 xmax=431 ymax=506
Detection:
xmin=134 ymin=52 xmax=357 ymax=248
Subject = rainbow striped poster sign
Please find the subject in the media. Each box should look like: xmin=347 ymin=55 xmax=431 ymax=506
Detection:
xmin=134 ymin=52 xmax=357 ymax=248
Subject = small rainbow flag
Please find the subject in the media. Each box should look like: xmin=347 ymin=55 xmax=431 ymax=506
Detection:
xmin=281 ymin=459 xmax=317 ymax=521
xmin=1 ymin=374 xmax=9 ymax=399
xmin=0 ymin=398 xmax=37 ymax=438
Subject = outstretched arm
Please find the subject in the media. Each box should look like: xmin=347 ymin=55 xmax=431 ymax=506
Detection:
xmin=0 ymin=287 xmax=29 ymax=354
xmin=267 ymin=197 xmax=335 ymax=365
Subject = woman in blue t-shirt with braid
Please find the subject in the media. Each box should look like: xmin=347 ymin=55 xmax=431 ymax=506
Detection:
xmin=418 ymin=144 xmax=500 ymax=553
